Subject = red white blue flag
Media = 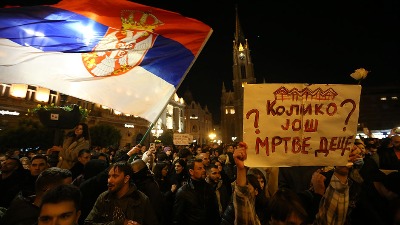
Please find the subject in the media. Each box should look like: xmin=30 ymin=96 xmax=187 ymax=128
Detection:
xmin=0 ymin=0 xmax=212 ymax=122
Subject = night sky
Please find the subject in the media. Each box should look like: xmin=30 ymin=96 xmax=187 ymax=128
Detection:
xmin=133 ymin=0 xmax=400 ymax=123
xmin=2 ymin=0 xmax=399 ymax=124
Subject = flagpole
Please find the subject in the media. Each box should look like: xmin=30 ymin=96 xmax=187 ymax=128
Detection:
xmin=139 ymin=121 xmax=155 ymax=145
xmin=138 ymin=102 xmax=169 ymax=145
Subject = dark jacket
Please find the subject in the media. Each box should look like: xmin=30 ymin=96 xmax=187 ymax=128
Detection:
xmin=173 ymin=178 xmax=220 ymax=225
xmin=69 ymin=161 xmax=85 ymax=181
xmin=78 ymin=161 xmax=109 ymax=225
xmin=84 ymin=184 xmax=158 ymax=225
xmin=0 ymin=192 xmax=39 ymax=225
xmin=133 ymin=167 xmax=165 ymax=225
xmin=378 ymin=147 xmax=400 ymax=170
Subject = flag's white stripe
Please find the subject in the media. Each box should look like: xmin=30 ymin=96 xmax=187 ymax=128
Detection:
xmin=0 ymin=39 xmax=174 ymax=122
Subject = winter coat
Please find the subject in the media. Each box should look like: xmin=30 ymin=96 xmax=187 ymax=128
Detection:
xmin=172 ymin=179 xmax=220 ymax=225
xmin=57 ymin=136 xmax=90 ymax=169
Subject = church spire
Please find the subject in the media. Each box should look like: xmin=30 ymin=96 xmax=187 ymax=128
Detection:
xmin=222 ymin=81 xmax=226 ymax=92
xmin=235 ymin=5 xmax=246 ymax=47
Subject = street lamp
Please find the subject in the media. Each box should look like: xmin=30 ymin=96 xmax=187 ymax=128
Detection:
xmin=209 ymin=132 xmax=216 ymax=142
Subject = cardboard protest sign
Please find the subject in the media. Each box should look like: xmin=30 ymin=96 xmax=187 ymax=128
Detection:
xmin=243 ymin=83 xmax=361 ymax=167
xmin=173 ymin=133 xmax=193 ymax=145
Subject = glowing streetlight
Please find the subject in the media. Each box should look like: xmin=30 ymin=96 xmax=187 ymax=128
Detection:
xmin=209 ymin=132 xmax=216 ymax=142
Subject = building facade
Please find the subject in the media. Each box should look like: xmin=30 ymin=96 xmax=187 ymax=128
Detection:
xmin=183 ymin=90 xmax=213 ymax=145
xmin=358 ymin=85 xmax=400 ymax=137
xmin=0 ymin=83 xmax=195 ymax=148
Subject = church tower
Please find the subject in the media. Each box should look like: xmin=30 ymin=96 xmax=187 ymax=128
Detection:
xmin=221 ymin=6 xmax=256 ymax=143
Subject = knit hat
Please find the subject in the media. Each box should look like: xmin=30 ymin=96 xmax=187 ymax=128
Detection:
xmin=163 ymin=146 xmax=171 ymax=152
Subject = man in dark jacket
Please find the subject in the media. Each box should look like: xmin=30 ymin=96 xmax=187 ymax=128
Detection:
xmin=172 ymin=158 xmax=220 ymax=225
xmin=85 ymin=161 xmax=158 ymax=225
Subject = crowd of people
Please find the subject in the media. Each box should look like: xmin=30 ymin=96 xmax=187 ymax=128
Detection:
xmin=0 ymin=122 xmax=400 ymax=225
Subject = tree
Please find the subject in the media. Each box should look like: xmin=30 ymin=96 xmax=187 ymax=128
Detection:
xmin=158 ymin=129 xmax=173 ymax=146
xmin=90 ymin=124 xmax=122 ymax=149
xmin=0 ymin=119 xmax=54 ymax=152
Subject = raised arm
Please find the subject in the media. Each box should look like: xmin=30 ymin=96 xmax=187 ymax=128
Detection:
xmin=233 ymin=142 xmax=248 ymax=187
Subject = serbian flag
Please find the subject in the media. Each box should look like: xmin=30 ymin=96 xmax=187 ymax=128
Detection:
xmin=0 ymin=0 xmax=212 ymax=122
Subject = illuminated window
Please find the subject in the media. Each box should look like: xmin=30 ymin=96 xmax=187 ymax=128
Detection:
xmin=241 ymin=82 xmax=247 ymax=87
xmin=380 ymin=97 xmax=387 ymax=101
xmin=225 ymin=109 xmax=228 ymax=114
xmin=166 ymin=117 xmax=173 ymax=129
xmin=391 ymin=96 xmax=398 ymax=100
xmin=230 ymin=109 xmax=235 ymax=114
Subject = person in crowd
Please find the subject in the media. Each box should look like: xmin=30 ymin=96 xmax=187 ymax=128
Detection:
xmin=196 ymin=152 xmax=211 ymax=167
xmin=142 ymin=146 xmax=156 ymax=170
xmin=248 ymin=167 xmax=272 ymax=199
xmin=170 ymin=158 xmax=188 ymax=189
xmin=0 ymin=153 xmax=7 ymax=166
xmin=11 ymin=149 xmax=22 ymax=159
xmin=131 ymin=159 xmax=166 ymax=225
xmin=378 ymin=134 xmax=400 ymax=170
xmin=0 ymin=156 xmax=29 ymax=208
xmin=69 ymin=149 xmax=91 ymax=180
xmin=97 ymin=152 xmax=110 ymax=164
xmin=155 ymin=151 xmax=169 ymax=164
xmin=125 ymin=144 xmax=141 ymax=163
xmin=163 ymin=146 xmax=174 ymax=163
xmin=153 ymin=161 xmax=176 ymax=225
xmin=278 ymin=166 xmax=322 ymax=193
xmin=84 ymin=161 xmax=158 ymax=225
xmin=1 ymin=167 xmax=72 ymax=225
xmin=221 ymin=172 xmax=269 ymax=225
xmin=223 ymin=144 xmax=236 ymax=182
xmin=349 ymin=139 xmax=394 ymax=225
xmin=213 ymin=159 xmax=233 ymax=198
xmin=48 ymin=123 xmax=90 ymax=170
xmin=233 ymin=143 xmax=310 ymax=225
xmin=20 ymin=156 xmax=31 ymax=170
xmin=233 ymin=141 xmax=364 ymax=225
xmin=38 ymin=184 xmax=82 ymax=225
xmin=77 ymin=159 xmax=110 ymax=225
xmin=172 ymin=158 xmax=220 ymax=225
xmin=205 ymin=164 xmax=230 ymax=216
xmin=177 ymin=147 xmax=192 ymax=162
xmin=268 ymin=188 xmax=308 ymax=225
xmin=22 ymin=154 xmax=49 ymax=196
xmin=365 ymin=141 xmax=380 ymax=166
xmin=72 ymin=158 xmax=108 ymax=187
xmin=194 ymin=145 xmax=203 ymax=156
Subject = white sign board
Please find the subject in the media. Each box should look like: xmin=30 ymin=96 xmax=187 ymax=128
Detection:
xmin=173 ymin=133 xmax=193 ymax=145
xmin=243 ymin=83 xmax=361 ymax=167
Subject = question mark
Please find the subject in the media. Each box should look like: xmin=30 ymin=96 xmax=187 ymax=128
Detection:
xmin=246 ymin=109 xmax=260 ymax=134
xmin=340 ymin=99 xmax=356 ymax=131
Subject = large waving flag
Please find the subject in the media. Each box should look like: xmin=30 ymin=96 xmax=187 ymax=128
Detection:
xmin=0 ymin=0 xmax=212 ymax=123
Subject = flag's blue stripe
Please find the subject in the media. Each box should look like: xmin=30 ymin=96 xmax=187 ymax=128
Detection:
xmin=0 ymin=6 xmax=108 ymax=52
xmin=0 ymin=6 xmax=193 ymax=87
xmin=142 ymin=35 xmax=194 ymax=87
